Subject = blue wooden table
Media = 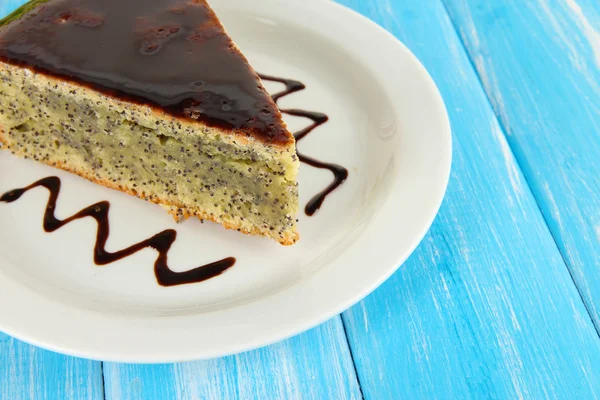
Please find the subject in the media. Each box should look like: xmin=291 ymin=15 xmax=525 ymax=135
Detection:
xmin=3 ymin=0 xmax=600 ymax=398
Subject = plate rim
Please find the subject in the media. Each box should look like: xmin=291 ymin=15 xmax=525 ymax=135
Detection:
xmin=0 ymin=0 xmax=452 ymax=362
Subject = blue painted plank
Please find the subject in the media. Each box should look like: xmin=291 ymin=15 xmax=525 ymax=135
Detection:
xmin=442 ymin=0 xmax=600 ymax=331
xmin=0 ymin=333 xmax=104 ymax=400
xmin=0 ymin=2 xmax=104 ymax=400
xmin=104 ymin=318 xmax=361 ymax=400
xmin=0 ymin=0 xmax=28 ymax=19
xmin=334 ymin=0 xmax=600 ymax=399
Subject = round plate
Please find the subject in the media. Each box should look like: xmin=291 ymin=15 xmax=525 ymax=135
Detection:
xmin=0 ymin=0 xmax=451 ymax=362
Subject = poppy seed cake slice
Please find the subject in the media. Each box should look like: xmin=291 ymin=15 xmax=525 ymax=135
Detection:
xmin=0 ymin=0 xmax=300 ymax=245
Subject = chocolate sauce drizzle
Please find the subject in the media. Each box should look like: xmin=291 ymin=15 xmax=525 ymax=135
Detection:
xmin=259 ymin=74 xmax=349 ymax=216
xmin=0 ymin=176 xmax=235 ymax=287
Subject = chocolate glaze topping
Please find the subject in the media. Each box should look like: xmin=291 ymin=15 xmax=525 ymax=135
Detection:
xmin=0 ymin=0 xmax=291 ymax=144
xmin=0 ymin=176 xmax=235 ymax=286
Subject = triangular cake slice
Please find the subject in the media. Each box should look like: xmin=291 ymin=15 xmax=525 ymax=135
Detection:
xmin=0 ymin=0 xmax=299 ymax=245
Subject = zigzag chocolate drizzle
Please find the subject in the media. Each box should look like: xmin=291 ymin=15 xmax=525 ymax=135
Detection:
xmin=0 ymin=176 xmax=235 ymax=287
xmin=259 ymin=74 xmax=349 ymax=216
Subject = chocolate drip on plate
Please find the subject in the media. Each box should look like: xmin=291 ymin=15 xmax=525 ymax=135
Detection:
xmin=259 ymin=74 xmax=349 ymax=216
xmin=0 ymin=176 xmax=235 ymax=287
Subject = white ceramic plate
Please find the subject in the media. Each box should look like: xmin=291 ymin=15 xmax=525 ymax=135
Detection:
xmin=0 ymin=0 xmax=451 ymax=362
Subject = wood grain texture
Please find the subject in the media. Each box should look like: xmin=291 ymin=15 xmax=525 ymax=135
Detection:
xmin=335 ymin=0 xmax=600 ymax=399
xmin=441 ymin=0 xmax=600 ymax=329
xmin=103 ymin=318 xmax=362 ymax=400
xmin=0 ymin=333 xmax=104 ymax=400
